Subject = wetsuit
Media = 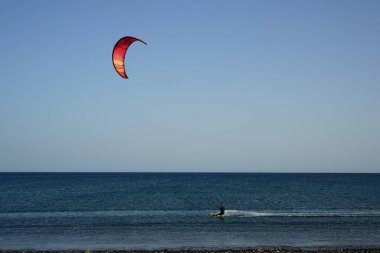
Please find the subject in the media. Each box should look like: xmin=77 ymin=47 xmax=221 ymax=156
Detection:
xmin=218 ymin=203 xmax=225 ymax=216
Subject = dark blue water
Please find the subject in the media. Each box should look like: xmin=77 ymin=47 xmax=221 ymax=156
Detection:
xmin=0 ymin=173 xmax=379 ymax=250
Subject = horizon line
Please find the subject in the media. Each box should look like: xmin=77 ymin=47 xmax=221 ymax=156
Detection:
xmin=0 ymin=171 xmax=379 ymax=174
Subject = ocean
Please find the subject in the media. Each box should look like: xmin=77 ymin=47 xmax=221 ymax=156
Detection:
xmin=0 ymin=173 xmax=379 ymax=250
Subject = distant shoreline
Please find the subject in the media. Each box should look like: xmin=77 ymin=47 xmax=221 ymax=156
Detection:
xmin=1 ymin=248 xmax=380 ymax=253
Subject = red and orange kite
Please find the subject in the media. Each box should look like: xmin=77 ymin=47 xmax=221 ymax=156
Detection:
xmin=112 ymin=36 xmax=147 ymax=79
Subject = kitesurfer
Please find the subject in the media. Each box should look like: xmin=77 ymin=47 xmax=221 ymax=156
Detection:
xmin=217 ymin=202 xmax=225 ymax=216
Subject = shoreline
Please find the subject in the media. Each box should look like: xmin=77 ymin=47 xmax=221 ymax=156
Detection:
xmin=1 ymin=248 xmax=380 ymax=253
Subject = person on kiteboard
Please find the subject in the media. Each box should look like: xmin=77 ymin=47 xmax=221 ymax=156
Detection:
xmin=217 ymin=202 xmax=225 ymax=216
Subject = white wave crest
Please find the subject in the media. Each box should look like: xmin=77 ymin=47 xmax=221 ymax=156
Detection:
xmin=1 ymin=209 xmax=380 ymax=219
xmin=224 ymin=209 xmax=380 ymax=217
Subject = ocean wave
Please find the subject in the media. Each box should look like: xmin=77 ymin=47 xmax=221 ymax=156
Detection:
xmin=224 ymin=209 xmax=380 ymax=217
xmin=0 ymin=210 xmax=202 ymax=219
xmin=1 ymin=209 xmax=380 ymax=219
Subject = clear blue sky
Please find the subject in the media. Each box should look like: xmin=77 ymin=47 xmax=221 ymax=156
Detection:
xmin=0 ymin=0 xmax=379 ymax=172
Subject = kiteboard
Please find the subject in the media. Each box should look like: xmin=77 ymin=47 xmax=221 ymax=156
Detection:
xmin=209 ymin=212 xmax=224 ymax=218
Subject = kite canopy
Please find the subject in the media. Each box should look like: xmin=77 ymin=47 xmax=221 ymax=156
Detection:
xmin=112 ymin=36 xmax=147 ymax=79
